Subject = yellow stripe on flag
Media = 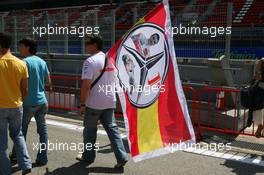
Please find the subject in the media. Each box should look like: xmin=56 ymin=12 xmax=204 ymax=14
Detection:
xmin=137 ymin=100 xmax=163 ymax=154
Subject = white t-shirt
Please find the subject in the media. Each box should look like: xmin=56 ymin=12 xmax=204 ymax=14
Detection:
xmin=81 ymin=51 xmax=117 ymax=110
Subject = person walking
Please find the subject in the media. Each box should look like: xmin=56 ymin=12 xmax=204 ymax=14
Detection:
xmin=76 ymin=35 xmax=128 ymax=168
xmin=254 ymin=58 xmax=264 ymax=138
xmin=10 ymin=38 xmax=52 ymax=166
xmin=0 ymin=33 xmax=32 ymax=175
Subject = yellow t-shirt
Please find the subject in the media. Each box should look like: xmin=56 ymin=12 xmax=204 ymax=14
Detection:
xmin=0 ymin=52 xmax=28 ymax=108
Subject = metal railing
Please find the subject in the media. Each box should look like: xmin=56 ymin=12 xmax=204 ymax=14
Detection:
xmin=46 ymin=75 xmax=264 ymax=139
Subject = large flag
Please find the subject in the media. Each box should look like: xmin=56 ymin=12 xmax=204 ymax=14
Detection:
xmin=107 ymin=0 xmax=195 ymax=162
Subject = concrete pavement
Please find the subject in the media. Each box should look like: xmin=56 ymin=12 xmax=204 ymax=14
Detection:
xmin=8 ymin=115 xmax=264 ymax=175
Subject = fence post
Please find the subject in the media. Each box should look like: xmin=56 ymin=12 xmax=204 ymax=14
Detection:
xmin=64 ymin=11 xmax=69 ymax=54
xmin=46 ymin=11 xmax=51 ymax=54
xmin=1 ymin=16 xmax=4 ymax=32
xmin=13 ymin=16 xmax=17 ymax=53
xmin=111 ymin=9 xmax=116 ymax=46
xmin=225 ymin=2 xmax=233 ymax=58
xmin=81 ymin=13 xmax=85 ymax=55
xmin=31 ymin=15 xmax=35 ymax=39
xmin=95 ymin=10 xmax=98 ymax=27
xmin=133 ymin=6 xmax=138 ymax=24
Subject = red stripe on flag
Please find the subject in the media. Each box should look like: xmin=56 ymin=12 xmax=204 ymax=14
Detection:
xmin=144 ymin=3 xmax=166 ymax=27
xmin=148 ymin=73 xmax=161 ymax=85
xmin=144 ymin=1 xmax=192 ymax=144
xmin=108 ymin=40 xmax=122 ymax=63
xmin=158 ymin=58 xmax=192 ymax=145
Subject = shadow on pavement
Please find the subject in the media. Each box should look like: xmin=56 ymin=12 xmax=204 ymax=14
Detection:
xmin=44 ymin=162 xmax=124 ymax=175
xmin=98 ymin=148 xmax=113 ymax=154
xmin=222 ymin=159 xmax=264 ymax=175
xmin=88 ymin=167 xmax=124 ymax=174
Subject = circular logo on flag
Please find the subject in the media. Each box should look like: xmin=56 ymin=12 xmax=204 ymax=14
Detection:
xmin=116 ymin=23 xmax=169 ymax=108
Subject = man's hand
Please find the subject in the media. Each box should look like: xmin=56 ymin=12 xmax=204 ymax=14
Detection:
xmin=48 ymin=86 xmax=53 ymax=92
xmin=80 ymin=79 xmax=92 ymax=119
xmin=20 ymin=78 xmax=28 ymax=101
xmin=255 ymin=60 xmax=263 ymax=81
xmin=46 ymin=75 xmax=53 ymax=92
xmin=255 ymin=74 xmax=262 ymax=81
xmin=80 ymin=106 xmax=86 ymax=119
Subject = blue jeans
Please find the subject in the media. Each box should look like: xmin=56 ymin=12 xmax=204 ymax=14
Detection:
xmin=82 ymin=108 xmax=128 ymax=163
xmin=24 ymin=104 xmax=49 ymax=164
xmin=0 ymin=107 xmax=32 ymax=175
xmin=11 ymin=103 xmax=48 ymax=164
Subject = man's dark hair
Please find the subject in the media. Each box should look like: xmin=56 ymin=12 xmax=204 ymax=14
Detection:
xmin=19 ymin=37 xmax=37 ymax=55
xmin=85 ymin=35 xmax=103 ymax=51
xmin=0 ymin=32 xmax=12 ymax=49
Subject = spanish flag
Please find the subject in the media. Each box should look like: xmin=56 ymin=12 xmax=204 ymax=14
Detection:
xmin=108 ymin=0 xmax=195 ymax=162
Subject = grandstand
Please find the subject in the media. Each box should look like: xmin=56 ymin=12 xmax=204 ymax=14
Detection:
xmin=0 ymin=0 xmax=263 ymax=58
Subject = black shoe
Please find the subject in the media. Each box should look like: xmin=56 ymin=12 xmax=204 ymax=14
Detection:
xmin=9 ymin=154 xmax=17 ymax=164
xmin=76 ymin=154 xmax=94 ymax=165
xmin=114 ymin=160 xmax=128 ymax=169
xmin=22 ymin=169 xmax=31 ymax=175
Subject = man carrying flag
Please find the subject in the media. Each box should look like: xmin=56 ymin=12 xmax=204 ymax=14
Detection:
xmin=78 ymin=35 xmax=128 ymax=168
xmin=107 ymin=0 xmax=195 ymax=161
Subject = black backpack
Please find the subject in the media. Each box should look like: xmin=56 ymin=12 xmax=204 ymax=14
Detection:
xmin=241 ymin=80 xmax=264 ymax=110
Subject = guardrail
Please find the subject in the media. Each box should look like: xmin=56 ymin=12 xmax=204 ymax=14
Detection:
xmin=46 ymin=75 xmax=263 ymax=138
xmin=47 ymin=75 xmax=81 ymax=110
xmin=198 ymin=86 xmax=263 ymax=137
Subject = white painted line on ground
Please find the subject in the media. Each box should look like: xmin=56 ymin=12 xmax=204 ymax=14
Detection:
xmin=32 ymin=118 xmax=264 ymax=167
xmin=192 ymin=148 xmax=207 ymax=154
xmin=202 ymin=150 xmax=215 ymax=156
xmin=184 ymin=147 xmax=196 ymax=152
xmin=31 ymin=118 xmax=127 ymax=139
xmin=183 ymin=148 xmax=264 ymax=167
xmin=211 ymin=151 xmax=225 ymax=157
xmin=232 ymin=153 xmax=248 ymax=161
xmin=221 ymin=152 xmax=234 ymax=159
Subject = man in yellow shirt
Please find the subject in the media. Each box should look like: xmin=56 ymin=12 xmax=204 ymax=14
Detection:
xmin=0 ymin=33 xmax=32 ymax=175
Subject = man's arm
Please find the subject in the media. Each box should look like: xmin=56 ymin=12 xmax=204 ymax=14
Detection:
xmin=255 ymin=60 xmax=263 ymax=80
xmin=20 ymin=78 xmax=28 ymax=101
xmin=80 ymin=79 xmax=92 ymax=116
xmin=46 ymin=74 xmax=52 ymax=91
xmin=80 ymin=59 xmax=94 ymax=117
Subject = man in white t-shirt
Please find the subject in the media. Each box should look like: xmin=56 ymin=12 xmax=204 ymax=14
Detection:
xmin=77 ymin=35 xmax=128 ymax=168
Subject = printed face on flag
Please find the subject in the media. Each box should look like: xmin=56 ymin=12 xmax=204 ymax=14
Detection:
xmin=116 ymin=23 xmax=169 ymax=108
